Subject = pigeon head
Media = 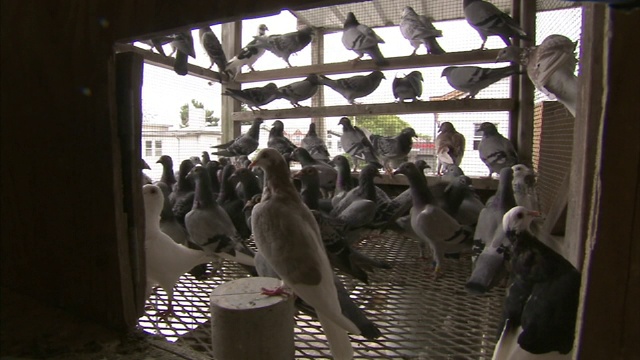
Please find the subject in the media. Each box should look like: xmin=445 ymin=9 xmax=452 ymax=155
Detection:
xmin=330 ymin=155 xmax=350 ymax=169
xmin=408 ymin=71 xmax=424 ymax=81
xmin=360 ymin=163 xmax=382 ymax=180
xmin=502 ymin=206 xmax=541 ymax=238
xmin=141 ymin=159 xmax=151 ymax=170
xmin=142 ymin=184 xmax=164 ymax=217
xmin=496 ymin=46 xmax=522 ymax=63
xmin=291 ymin=147 xmax=313 ymax=162
xmin=440 ymin=66 xmax=456 ymax=77
xmin=180 ymin=159 xmax=196 ymax=175
xmin=392 ymin=161 xmax=418 ymax=178
xmin=185 ymin=164 xmax=206 ymax=181
xmin=512 ymin=164 xmax=533 ymax=177
xmin=307 ymin=122 xmax=317 ymax=134
xmin=371 ymin=70 xmax=386 ymax=80
xmin=156 ymin=154 xmax=173 ymax=165
xmin=306 ymin=74 xmax=320 ymax=85
xmin=401 ymin=127 xmax=418 ymax=138
xmin=414 ymin=159 xmax=431 ymax=171
xmin=402 ymin=6 xmax=417 ymax=17
xmin=292 ymin=166 xmax=319 ymax=181
xmin=438 ymin=122 xmax=456 ymax=133
xmin=344 ymin=12 xmax=359 ymax=28
xmin=264 ymin=83 xmax=278 ymax=91
xmin=258 ymin=24 xmax=269 ymax=35
xmin=249 ymin=148 xmax=287 ymax=172
xmin=338 ymin=117 xmax=352 ymax=127
xmin=478 ymin=122 xmax=499 ymax=135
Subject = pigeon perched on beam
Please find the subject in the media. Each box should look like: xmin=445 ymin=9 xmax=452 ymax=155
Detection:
xmin=392 ymin=71 xmax=424 ymax=102
xmin=337 ymin=117 xmax=380 ymax=170
xmin=169 ymin=31 xmax=196 ymax=76
xmin=277 ymin=74 xmax=320 ymax=107
xmin=463 ymin=0 xmax=529 ymax=50
xmin=254 ymin=26 xmax=314 ymax=67
xmin=493 ymin=206 xmax=580 ymax=358
xmin=435 ymin=122 xmax=466 ymax=175
xmin=400 ymin=6 xmax=445 ymax=55
xmin=441 ymin=65 xmax=519 ymax=98
xmin=249 ymin=148 xmax=366 ymax=359
xmin=211 ymin=117 xmax=263 ymax=158
xmin=225 ymin=24 xmax=269 ymax=79
xmin=497 ymin=34 xmax=578 ymax=116
xmin=318 ymin=71 xmax=385 ymax=105
xmin=301 ymin=122 xmax=331 ymax=162
xmin=199 ymin=26 xmax=227 ymax=73
xmin=138 ymin=36 xmax=173 ymax=56
xmin=341 ymin=12 xmax=389 ymax=66
xmin=478 ymin=122 xmax=519 ymax=177
xmin=223 ymin=83 xmax=280 ymax=111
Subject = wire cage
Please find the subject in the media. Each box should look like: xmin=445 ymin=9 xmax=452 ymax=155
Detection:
xmin=134 ymin=0 xmax=584 ymax=358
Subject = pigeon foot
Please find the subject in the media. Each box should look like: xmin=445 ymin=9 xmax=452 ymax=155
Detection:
xmin=261 ymin=286 xmax=291 ymax=297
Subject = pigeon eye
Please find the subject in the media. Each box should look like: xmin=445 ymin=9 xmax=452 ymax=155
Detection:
xmin=516 ymin=212 xmax=524 ymax=219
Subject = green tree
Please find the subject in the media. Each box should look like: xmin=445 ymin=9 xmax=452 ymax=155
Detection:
xmin=179 ymin=103 xmax=189 ymax=128
xmin=191 ymin=99 xmax=204 ymax=109
xmin=205 ymin=109 xmax=220 ymax=126
xmin=353 ymin=114 xmax=431 ymax=141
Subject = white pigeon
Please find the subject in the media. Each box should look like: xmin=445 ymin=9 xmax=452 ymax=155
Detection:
xmin=511 ymin=164 xmax=540 ymax=212
xmin=249 ymin=148 xmax=361 ymax=360
xmin=225 ymin=24 xmax=269 ymax=79
xmin=497 ymin=34 xmax=578 ymax=116
xmin=435 ymin=122 xmax=466 ymax=175
xmin=142 ymin=184 xmax=212 ymax=318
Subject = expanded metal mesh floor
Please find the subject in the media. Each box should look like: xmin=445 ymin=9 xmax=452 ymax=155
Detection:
xmin=139 ymin=232 xmax=505 ymax=359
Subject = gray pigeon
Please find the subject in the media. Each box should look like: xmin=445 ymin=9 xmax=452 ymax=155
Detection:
xmin=267 ymin=120 xmax=297 ymax=159
xmin=184 ymin=166 xmax=256 ymax=268
xmin=199 ymin=26 xmax=226 ymax=72
xmin=341 ymin=12 xmax=389 ymax=66
xmin=277 ymin=74 xmax=320 ymax=107
xmin=225 ymin=24 xmax=269 ymax=78
xmin=142 ymin=184 xmax=212 ymax=318
xmin=156 ymin=155 xmax=177 ymax=190
xmin=291 ymin=147 xmax=337 ymax=197
xmin=441 ymin=65 xmax=519 ymax=98
xmin=392 ymin=71 xmax=424 ymax=102
xmin=211 ymin=117 xmax=263 ymax=157
xmin=466 ymin=167 xmax=516 ymax=294
xmin=337 ymin=117 xmax=380 ymax=169
xmin=139 ymin=36 xmax=173 ymax=56
xmin=318 ymin=71 xmax=385 ymax=105
xmin=496 ymin=34 xmax=578 ymax=116
xmin=254 ymin=26 xmax=314 ymax=67
xmin=369 ymin=127 xmax=417 ymax=173
xmin=399 ymin=6 xmax=445 ymax=55
xmin=249 ymin=148 xmax=365 ymax=359
xmin=463 ymin=0 xmax=529 ymax=50
xmin=511 ymin=164 xmax=540 ymax=212
xmin=223 ymin=83 xmax=280 ymax=111
xmin=330 ymin=155 xmax=357 ymax=207
xmin=478 ymin=122 xmax=518 ymax=177
xmin=169 ymin=31 xmax=196 ymax=76
xmin=301 ymin=122 xmax=330 ymax=162
xmin=435 ymin=122 xmax=466 ymax=175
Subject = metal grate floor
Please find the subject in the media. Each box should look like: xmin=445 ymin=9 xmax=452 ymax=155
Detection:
xmin=139 ymin=232 xmax=505 ymax=359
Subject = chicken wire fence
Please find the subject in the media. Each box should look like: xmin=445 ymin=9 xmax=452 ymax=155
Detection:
xmin=139 ymin=231 xmax=505 ymax=359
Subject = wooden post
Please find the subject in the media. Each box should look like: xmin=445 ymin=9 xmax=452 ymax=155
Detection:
xmin=210 ymin=277 xmax=296 ymax=360
xmin=517 ymin=0 xmax=536 ymax=167
xmin=221 ymin=21 xmax=242 ymax=143
xmin=311 ymin=28 xmax=326 ymax=141
xmin=508 ymin=0 xmax=521 ymax=147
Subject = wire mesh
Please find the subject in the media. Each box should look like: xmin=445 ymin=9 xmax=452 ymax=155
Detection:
xmin=138 ymin=231 xmax=505 ymax=359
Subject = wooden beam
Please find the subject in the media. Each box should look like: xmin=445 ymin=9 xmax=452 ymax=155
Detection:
xmin=516 ymin=0 xmax=536 ymax=167
xmin=221 ymin=22 xmax=242 ymax=142
xmin=310 ymin=29 xmax=327 ymax=141
xmin=232 ymin=99 xmax=515 ymax=121
xmin=234 ymin=49 xmax=504 ymax=83
xmin=114 ymin=43 xmax=224 ymax=82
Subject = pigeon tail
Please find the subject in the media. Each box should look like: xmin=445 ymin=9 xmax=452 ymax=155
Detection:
xmin=317 ymin=312 xmax=354 ymax=360
xmin=367 ymin=46 xmax=389 ymax=66
xmin=424 ymin=37 xmax=446 ymax=55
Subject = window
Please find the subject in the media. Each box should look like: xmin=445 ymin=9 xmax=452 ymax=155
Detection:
xmin=155 ymin=140 xmax=162 ymax=156
xmin=473 ymin=123 xmax=483 ymax=150
xmin=145 ymin=140 xmax=153 ymax=157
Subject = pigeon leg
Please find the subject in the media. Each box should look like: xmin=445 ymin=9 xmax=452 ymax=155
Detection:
xmin=478 ymin=38 xmax=487 ymax=51
xmin=156 ymin=291 xmax=175 ymax=320
xmin=249 ymin=65 xmax=256 ymax=72
xmin=410 ymin=48 xmax=418 ymax=56
xmin=286 ymin=60 xmax=293 ymax=68
xmin=261 ymin=286 xmax=291 ymax=297
xmin=350 ymin=55 xmax=364 ymax=66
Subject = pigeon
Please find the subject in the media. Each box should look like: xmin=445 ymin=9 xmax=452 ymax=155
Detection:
xmin=318 ymin=71 xmax=385 ymax=105
xmin=441 ymin=65 xmax=519 ymax=98
xmin=211 ymin=117 xmax=263 ymax=157
xmin=223 ymin=83 xmax=280 ymax=111
xmin=169 ymin=159 xmax=196 ymax=227
xmin=201 ymin=151 xmax=211 ymax=165
xmin=293 ymin=166 xmax=333 ymax=213
xmin=435 ymin=122 xmax=466 ymax=175
xmin=393 ymin=162 xmax=474 ymax=278
xmin=493 ymin=206 xmax=580 ymax=358
xmin=496 ymin=34 xmax=578 ymax=116
xmin=169 ymin=31 xmax=196 ymax=76
xmin=330 ymin=164 xmax=383 ymax=226
xmin=225 ymin=24 xmax=269 ymax=79
xmin=217 ymin=164 xmax=252 ymax=239
xmin=463 ymin=0 xmax=529 ymax=50
xmin=230 ymin=167 xmax=262 ymax=205
xmin=330 ymin=155 xmax=357 ymax=207
xmin=392 ymin=71 xmax=424 ymax=102
xmin=292 ymin=147 xmax=337 ymax=197
xmin=249 ymin=148 xmax=365 ymax=359
xmin=139 ymin=36 xmax=173 ymax=56
xmin=267 ymin=120 xmax=297 ymax=160
xmin=199 ymin=26 xmax=226 ymax=72
xmin=478 ymin=122 xmax=519 ymax=177
xmin=140 ymin=159 xmax=153 ymax=185
xmin=156 ymin=155 xmax=177 ymax=190
xmin=512 ymin=164 xmax=540 ymax=212
xmin=184 ymin=165 xmax=256 ymax=268
xmin=337 ymin=117 xmax=380 ymax=170
xmin=277 ymin=74 xmax=320 ymax=107
xmin=369 ymin=127 xmax=418 ymax=173
xmin=341 ymin=12 xmax=389 ymax=66
xmin=142 ymin=184 xmax=212 ymax=318
xmin=466 ymin=167 xmax=516 ymax=294
xmin=301 ymin=122 xmax=331 ymax=162
xmin=399 ymin=6 xmax=445 ymax=55
xmin=254 ymin=26 xmax=314 ymax=67
xmin=205 ymin=160 xmax=222 ymax=195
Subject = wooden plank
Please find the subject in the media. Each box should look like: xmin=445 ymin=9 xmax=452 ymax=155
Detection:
xmin=310 ymin=28 xmax=327 ymax=141
xmin=234 ymin=49 xmax=504 ymax=83
xmin=221 ymin=22 xmax=243 ymax=142
xmin=576 ymin=6 xmax=640 ymax=359
xmin=232 ymin=99 xmax=516 ymax=121
xmin=516 ymin=0 xmax=536 ymax=167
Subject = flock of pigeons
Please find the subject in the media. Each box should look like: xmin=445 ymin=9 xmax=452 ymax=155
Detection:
xmin=142 ymin=120 xmax=579 ymax=359
xmin=138 ymin=0 xmax=589 ymax=358
xmin=140 ymin=0 xmax=579 ymax=115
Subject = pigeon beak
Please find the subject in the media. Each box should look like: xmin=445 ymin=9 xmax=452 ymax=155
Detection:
xmin=248 ymin=161 xmax=257 ymax=169
xmin=392 ymin=170 xmax=401 ymax=177
xmin=528 ymin=210 xmax=541 ymax=217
